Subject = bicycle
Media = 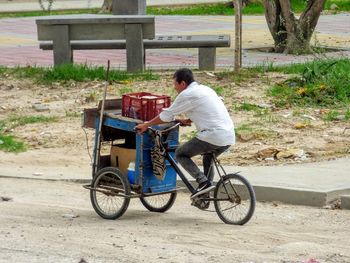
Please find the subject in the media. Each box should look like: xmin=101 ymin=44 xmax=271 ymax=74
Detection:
xmin=87 ymin=121 xmax=256 ymax=225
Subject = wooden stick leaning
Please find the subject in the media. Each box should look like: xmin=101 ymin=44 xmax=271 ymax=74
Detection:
xmin=94 ymin=60 xmax=111 ymax=176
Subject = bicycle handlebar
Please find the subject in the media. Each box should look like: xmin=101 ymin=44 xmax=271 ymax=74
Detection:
xmin=148 ymin=122 xmax=180 ymax=135
xmin=133 ymin=121 xmax=180 ymax=135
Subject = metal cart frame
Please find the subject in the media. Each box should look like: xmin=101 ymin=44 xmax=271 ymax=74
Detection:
xmin=83 ymin=98 xmax=181 ymax=198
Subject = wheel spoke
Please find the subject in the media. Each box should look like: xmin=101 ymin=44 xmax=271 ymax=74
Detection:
xmin=90 ymin=168 xmax=130 ymax=220
xmin=214 ymin=174 xmax=255 ymax=225
xmin=140 ymin=192 xmax=177 ymax=213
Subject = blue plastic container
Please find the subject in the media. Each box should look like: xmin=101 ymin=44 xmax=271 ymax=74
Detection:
xmin=127 ymin=162 xmax=136 ymax=184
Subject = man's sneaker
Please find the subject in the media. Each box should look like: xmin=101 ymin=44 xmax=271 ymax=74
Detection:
xmin=191 ymin=181 xmax=215 ymax=199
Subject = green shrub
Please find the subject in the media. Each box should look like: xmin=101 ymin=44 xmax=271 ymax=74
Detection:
xmin=268 ymin=58 xmax=350 ymax=107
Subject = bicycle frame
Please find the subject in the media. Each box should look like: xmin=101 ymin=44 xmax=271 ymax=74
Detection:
xmin=164 ymin=148 xmax=196 ymax=194
xmin=146 ymin=123 xmax=241 ymax=202
xmin=163 ymin=143 xmax=238 ymax=202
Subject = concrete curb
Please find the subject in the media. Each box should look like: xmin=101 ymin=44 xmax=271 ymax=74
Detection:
xmin=169 ymin=181 xmax=350 ymax=208
xmin=1 ymin=173 xmax=349 ymax=207
xmin=0 ymin=174 xmax=91 ymax=184
xmin=253 ymin=186 xmax=350 ymax=207
xmin=341 ymin=195 xmax=350 ymax=210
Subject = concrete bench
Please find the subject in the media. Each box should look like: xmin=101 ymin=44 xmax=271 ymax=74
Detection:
xmin=36 ymin=14 xmax=155 ymax=72
xmin=39 ymin=34 xmax=230 ymax=71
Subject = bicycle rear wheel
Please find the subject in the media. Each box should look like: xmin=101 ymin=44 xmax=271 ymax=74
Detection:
xmin=90 ymin=167 xmax=130 ymax=220
xmin=140 ymin=192 xmax=177 ymax=212
xmin=214 ymin=173 xmax=255 ymax=225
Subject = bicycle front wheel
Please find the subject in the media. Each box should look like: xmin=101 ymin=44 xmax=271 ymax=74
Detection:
xmin=140 ymin=192 xmax=177 ymax=212
xmin=214 ymin=173 xmax=256 ymax=225
xmin=90 ymin=167 xmax=130 ymax=220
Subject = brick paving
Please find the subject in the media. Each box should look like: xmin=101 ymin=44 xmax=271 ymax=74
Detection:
xmin=0 ymin=14 xmax=349 ymax=69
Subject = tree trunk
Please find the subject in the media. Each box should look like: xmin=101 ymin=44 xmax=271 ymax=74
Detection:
xmin=263 ymin=0 xmax=326 ymax=54
xmin=228 ymin=0 xmax=250 ymax=8
xmin=262 ymin=0 xmax=286 ymax=53
xmin=242 ymin=0 xmax=250 ymax=7
xmin=100 ymin=0 xmax=112 ymax=13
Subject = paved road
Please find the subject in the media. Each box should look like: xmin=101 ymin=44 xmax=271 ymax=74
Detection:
xmin=0 ymin=14 xmax=349 ymax=69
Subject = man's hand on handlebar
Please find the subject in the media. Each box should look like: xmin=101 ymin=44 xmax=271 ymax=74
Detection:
xmin=135 ymin=118 xmax=188 ymax=134
xmin=176 ymin=118 xmax=192 ymax=127
xmin=135 ymin=123 xmax=149 ymax=134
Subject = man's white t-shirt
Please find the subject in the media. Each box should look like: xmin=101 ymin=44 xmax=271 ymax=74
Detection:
xmin=159 ymin=82 xmax=235 ymax=146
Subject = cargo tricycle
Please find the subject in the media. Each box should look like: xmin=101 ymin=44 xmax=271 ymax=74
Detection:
xmin=83 ymin=96 xmax=256 ymax=225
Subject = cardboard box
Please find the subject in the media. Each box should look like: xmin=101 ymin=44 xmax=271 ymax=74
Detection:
xmin=110 ymin=144 xmax=136 ymax=175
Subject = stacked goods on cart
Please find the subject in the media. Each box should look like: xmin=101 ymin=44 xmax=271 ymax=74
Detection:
xmin=122 ymin=92 xmax=171 ymax=121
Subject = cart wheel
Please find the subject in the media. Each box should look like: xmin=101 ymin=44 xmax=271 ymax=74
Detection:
xmin=90 ymin=167 xmax=131 ymax=220
xmin=140 ymin=192 xmax=177 ymax=213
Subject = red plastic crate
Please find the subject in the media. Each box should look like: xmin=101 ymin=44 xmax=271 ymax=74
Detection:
xmin=122 ymin=92 xmax=171 ymax=121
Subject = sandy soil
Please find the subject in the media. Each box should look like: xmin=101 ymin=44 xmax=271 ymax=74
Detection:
xmin=0 ymin=177 xmax=350 ymax=263
xmin=0 ymin=71 xmax=349 ymax=169
xmin=1 ymin=72 xmax=350 ymax=263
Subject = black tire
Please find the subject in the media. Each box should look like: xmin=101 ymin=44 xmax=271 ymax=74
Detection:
xmin=140 ymin=192 xmax=177 ymax=212
xmin=214 ymin=173 xmax=256 ymax=225
xmin=90 ymin=167 xmax=131 ymax=220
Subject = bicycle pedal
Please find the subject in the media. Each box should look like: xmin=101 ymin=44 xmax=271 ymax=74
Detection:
xmin=191 ymin=199 xmax=210 ymax=210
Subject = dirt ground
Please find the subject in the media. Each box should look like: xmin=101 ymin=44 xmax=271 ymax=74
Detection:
xmin=0 ymin=177 xmax=350 ymax=263
xmin=0 ymin=71 xmax=349 ymax=169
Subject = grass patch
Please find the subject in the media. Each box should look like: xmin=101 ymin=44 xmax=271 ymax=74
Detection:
xmin=217 ymin=69 xmax=260 ymax=84
xmin=84 ymin=91 xmax=99 ymax=103
xmin=0 ymin=65 xmax=44 ymax=80
xmin=0 ymin=115 xmax=57 ymax=153
xmin=235 ymin=102 xmax=261 ymax=112
xmin=322 ymin=109 xmax=350 ymax=122
xmin=322 ymin=110 xmax=340 ymax=122
xmin=43 ymin=64 xmax=159 ymax=82
xmin=235 ymin=102 xmax=274 ymax=119
xmin=0 ymin=134 xmax=26 ymax=152
xmin=0 ymin=119 xmax=26 ymax=152
xmin=118 ymin=86 xmax=134 ymax=95
xmin=148 ymin=0 xmax=349 ymax=15
xmin=0 ymin=64 xmax=159 ymax=84
xmin=235 ymin=123 xmax=254 ymax=133
xmin=0 ymin=66 xmax=7 ymax=75
xmin=345 ymin=109 xmax=350 ymax=120
xmin=0 ymin=119 xmax=5 ymax=132
xmin=149 ymin=2 xmax=277 ymax=16
xmin=65 ymin=110 xmax=81 ymax=118
xmin=0 ymin=8 xmax=100 ymax=18
xmin=213 ymin=86 xmax=225 ymax=96
xmin=267 ymin=58 xmax=350 ymax=107
xmin=325 ymin=0 xmax=350 ymax=12
xmin=148 ymin=3 xmax=234 ymax=15
xmin=7 ymin=115 xmax=58 ymax=129
xmin=235 ymin=123 xmax=277 ymax=140
xmin=1 ymin=0 xmax=349 ymax=18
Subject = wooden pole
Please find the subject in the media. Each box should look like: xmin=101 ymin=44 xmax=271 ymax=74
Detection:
xmin=234 ymin=0 xmax=242 ymax=71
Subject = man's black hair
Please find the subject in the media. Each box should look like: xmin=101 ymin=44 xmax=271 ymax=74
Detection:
xmin=173 ymin=68 xmax=195 ymax=85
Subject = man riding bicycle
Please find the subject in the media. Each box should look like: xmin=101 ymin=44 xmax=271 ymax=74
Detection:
xmin=136 ymin=68 xmax=235 ymax=199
